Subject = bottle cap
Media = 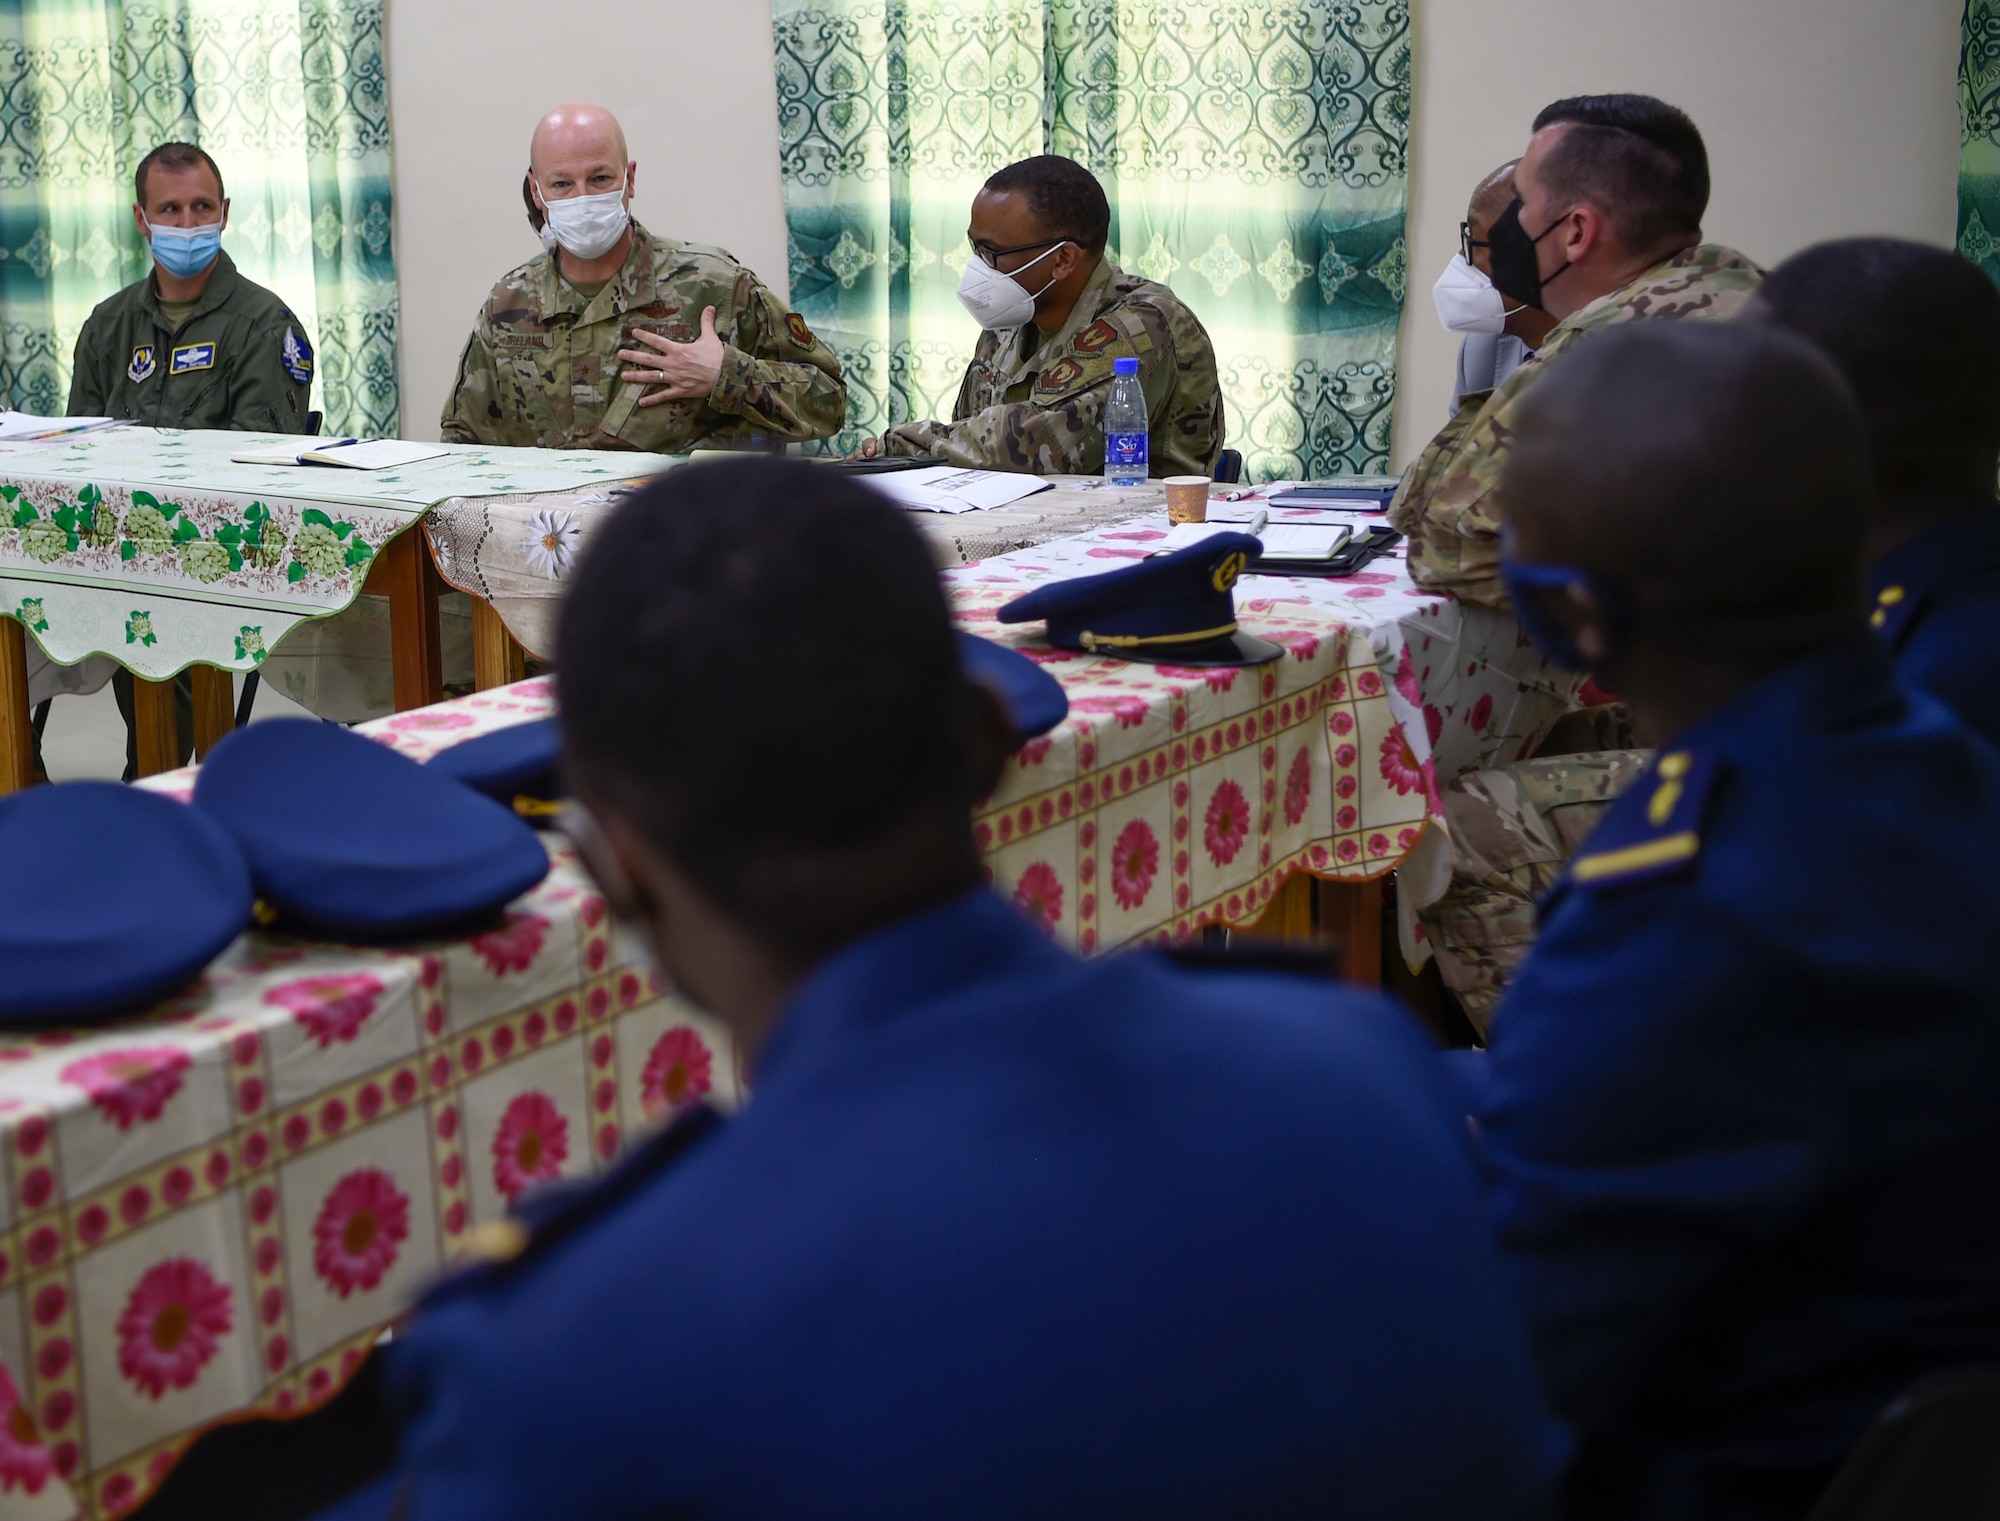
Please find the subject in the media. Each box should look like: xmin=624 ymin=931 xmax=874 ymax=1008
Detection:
xmin=1113 ymin=356 xmax=1139 ymax=376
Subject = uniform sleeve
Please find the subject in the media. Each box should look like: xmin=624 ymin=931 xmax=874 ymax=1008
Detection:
xmin=903 ymin=338 xmax=1149 ymax=476
xmin=440 ymin=328 xmax=500 ymax=445
xmin=705 ymin=276 xmax=845 ymax=442
xmin=1477 ymin=894 xmax=1835 ymax=1424
xmin=228 ymin=316 xmax=312 ymax=433
xmin=67 ymin=317 xmax=109 ymax=416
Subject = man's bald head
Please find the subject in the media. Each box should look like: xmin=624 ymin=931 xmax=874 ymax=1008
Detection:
xmin=1503 ymin=323 xmax=1870 ymax=664
xmin=529 ymin=103 xmax=630 ymax=198
xmin=1467 ymin=161 xmax=1518 ymax=237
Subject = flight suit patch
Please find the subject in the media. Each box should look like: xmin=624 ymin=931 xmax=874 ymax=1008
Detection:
xmin=127 ymin=345 xmax=156 ymax=383
xmin=281 ymin=326 xmax=314 ymax=386
xmin=786 ymin=312 xmax=816 ymax=349
xmin=170 ymin=343 xmax=216 ymax=374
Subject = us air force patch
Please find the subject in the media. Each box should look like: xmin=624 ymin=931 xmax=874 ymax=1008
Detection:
xmin=786 ymin=312 xmax=816 ymax=350
xmin=281 ymin=326 xmax=314 ymax=386
xmin=127 ymin=345 xmax=156 ymax=383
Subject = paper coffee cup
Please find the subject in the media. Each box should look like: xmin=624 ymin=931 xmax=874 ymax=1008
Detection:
xmin=1164 ymin=475 xmax=1210 ymax=523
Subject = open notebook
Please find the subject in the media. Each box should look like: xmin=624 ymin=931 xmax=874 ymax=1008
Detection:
xmin=1161 ymin=519 xmax=1352 ymax=564
xmin=229 ymin=438 xmax=451 ymax=470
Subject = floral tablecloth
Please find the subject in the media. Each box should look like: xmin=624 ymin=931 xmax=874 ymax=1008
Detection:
xmin=0 ymin=681 xmax=739 ymax=1521
xmin=0 ymin=429 xmax=673 ymax=685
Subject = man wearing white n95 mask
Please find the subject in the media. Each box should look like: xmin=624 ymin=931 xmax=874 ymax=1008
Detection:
xmin=857 ymin=155 xmax=1225 ymax=477
xmin=1434 ymin=162 xmax=1557 ymax=417
xmin=442 ymin=102 xmax=845 ymax=452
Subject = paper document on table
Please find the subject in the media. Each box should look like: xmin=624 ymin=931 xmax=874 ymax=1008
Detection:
xmin=230 ymin=438 xmax=451 ymax=470
xmin=867 ymin=466 xmax=1052 ymax=514
xmin=0 ymin=412 xmax=115 ymax=441
xmin=1162 ymin=520 xmax=1351 ymax=561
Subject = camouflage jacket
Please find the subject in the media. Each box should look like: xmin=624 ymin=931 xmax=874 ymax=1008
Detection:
xmin=1389 ymin=244 xmax=1764 ymax=608
xmin=884 ymin=259 xmax=1224 ymax=477
xmin=68 ymin=252 xmax=313 ymax=433
xmin=440 ymin=222 xmax=845 ymax=451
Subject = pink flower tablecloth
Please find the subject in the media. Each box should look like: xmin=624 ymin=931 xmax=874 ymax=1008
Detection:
xmin=0 ymin=681 xmax=742 ymax=1521
xmin=948 ymin=514 xmax=1579 ymax=953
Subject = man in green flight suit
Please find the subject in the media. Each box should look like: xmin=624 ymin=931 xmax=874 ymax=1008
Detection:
xmin=856 ymin=154 xmax=1225 ymax=478
xmin=442 ymin=102 xmax=845 ymax=452
xmin=66 ymin=140 xmax=316 ymax=777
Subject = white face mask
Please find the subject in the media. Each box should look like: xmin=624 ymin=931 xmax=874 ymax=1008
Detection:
xmin=1431 ymin=253 xmax=1519 ymax=336
xmin=537 ymin=180 xmax=631 ymax=261
xmin=535 ymin=222 xmax=559 ymax=254
xmin=955 ymin=242 xmax=1066 ymax=331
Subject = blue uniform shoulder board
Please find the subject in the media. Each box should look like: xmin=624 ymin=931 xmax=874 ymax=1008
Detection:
xmin=281 ymin=325 xmax=314 ymax=386
xmin=1565 ymin=746 xmax=1722 ymax=892
xmin=1868 ymin=581 xmax=1928 ymax=650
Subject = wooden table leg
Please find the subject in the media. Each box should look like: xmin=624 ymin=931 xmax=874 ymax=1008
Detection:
xmin=1250 ymin=872 xmax=1315 ymax=940
xmin=367 ymin=528 xmax=443 ymax=712
xmin=1316 ymin=877 xmax=1385 ymax=988
xmin=131 ymin=676 xmax=179 ymax=778
xmin=0 ymin=620 xmax=33 ymax=794
xmin=189 ymin=667 xmax=235 ymax=759
xmin=472 ymin=599 xmax=527 ymax=691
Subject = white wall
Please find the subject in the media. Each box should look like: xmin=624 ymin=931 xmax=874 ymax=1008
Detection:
xmin=384 ymin=0 xmax=1964 ymax=465
xmin=384 ymin=0 xmax=791 ymax=440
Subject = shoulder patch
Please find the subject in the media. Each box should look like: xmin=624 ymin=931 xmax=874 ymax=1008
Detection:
xmin=1869 ymin=581 xmax=1927 ymax=649
xmin=1073 ymin=318 xmax=1120 ymax=356
xmin=1033 ymin=354 xmax=1102 ymax=400
xmin=786 ymin=311 xmax=817 ymax=350
xmin=1566 ymin=747 xmax=1720 ymax=892
xmin=127 ymin=345 xmax=156 ymax=383
xmin=280 ymin=326 xmax=313 ymax=386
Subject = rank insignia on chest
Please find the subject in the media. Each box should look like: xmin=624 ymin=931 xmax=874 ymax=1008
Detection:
xmin=281 ymin=326 xmax=315 ymax=386
xmin=1036 ymin=356 xmax=1086 ymax=395
xmin=1566 ymin=746 xmax=1721 ymax=892
xmin=1073 ymin=319 xmax=1120 ymax=356
xmin=127 ymin=345 xmax=156 ymax=383
xmin=170 ymin=342 xmax=216 ymax=375
xmin=786 ymin=312 xmax=816 ymax=350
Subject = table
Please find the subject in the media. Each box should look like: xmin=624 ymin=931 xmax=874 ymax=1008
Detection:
xmin=0 ymin=430 xmax=673 ymax=789
xmin=0 ymin=679 xmax=741 ymax=1521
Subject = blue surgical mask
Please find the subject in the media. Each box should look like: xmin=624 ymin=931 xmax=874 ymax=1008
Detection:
xmin=1499 ymin=552 xmax=1625 ymax=672
xmin=145 ymin=218 xmax=223 ymax=280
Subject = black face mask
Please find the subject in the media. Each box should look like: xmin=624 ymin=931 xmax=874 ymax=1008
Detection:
xmin=1487 ymin=197 xmax=1571 ymax=311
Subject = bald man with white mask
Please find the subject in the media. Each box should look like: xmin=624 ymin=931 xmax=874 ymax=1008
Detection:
xmin=441 ymin=102 xmax=845 ymax=452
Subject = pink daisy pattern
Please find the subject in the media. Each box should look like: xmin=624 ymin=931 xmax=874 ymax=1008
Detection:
xmin=1283 ymin=748 xmax=1313 ymax=826
xmin=62 ymin=1047 xmax=193 ymax=1130
xmin=1109 ymin=818 xmax=1160 ymax=910
xmin=1379 ymin=727 xmax=1427 ymax=796
xmin=1011 ymin=862 xmax=1064 ymax=934
xmin=492 ymin=1091 xmax=569 ymax=1200
xmin=641 ymin=1028 xmax=714 ymax=1116
xmin=116 ymin=1258 xmax=233 ymax=1398
xmin=471 ymin=912 xmax=551 ymax=977
xmin=312 ymin=1169 xmax=411 ymax=1298
xmin=0 ymin=1362 xmax=51 ymax=1494
xmin=1203 ymin=780 xmax=1251 ymax=866
xmin=265 ymin=974 xmax=385 ymax=1048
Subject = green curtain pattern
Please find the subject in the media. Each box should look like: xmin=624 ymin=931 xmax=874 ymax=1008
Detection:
xmin=1961 ymin=0 xmax=2000 ymax=284
xmin=773 ymin=0 xmax=1410 ymax=479
xmin=0 ymin=0 xmax=398 ymax=436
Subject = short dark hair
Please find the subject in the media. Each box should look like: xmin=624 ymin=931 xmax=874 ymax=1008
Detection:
xmin=1530 ymin=95 xmax=1708 ymax=256
xmin=522 ymin=172 xmax=545 ymax=231
xmin=1505 ymin=322 xmax=1869 ymax=665
xmin=556 ymin=457 xmax=975 ymax=965
xmin=1752 ymin=238 xmax=2000 ymax=514
xmin=135 ymin=142 xmax=224 ymax=209
xmin=984 ymin=155 xmax=1110 ymax=254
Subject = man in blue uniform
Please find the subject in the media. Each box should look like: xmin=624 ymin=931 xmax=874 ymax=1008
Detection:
xmin=1482 ymin=321 xmax=2000 ymax=1521
xmin=307 ymin=457 xmax=1562 ymax=1521
xmin=1748 ymin=238 xmax=2000 ymax=746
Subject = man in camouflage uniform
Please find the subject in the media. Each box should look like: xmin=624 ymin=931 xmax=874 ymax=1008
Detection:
xmin=1391 ymin=95 xmax=1762 ymax=610
xmin=442 ymin=103 xmax=843 ymax=452
xmin=861 ymin=155 xmax=1224 ymax=477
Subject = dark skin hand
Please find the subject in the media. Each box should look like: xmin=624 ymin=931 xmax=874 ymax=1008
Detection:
xmin=854 ymin=187 xmax=1101 ymax=458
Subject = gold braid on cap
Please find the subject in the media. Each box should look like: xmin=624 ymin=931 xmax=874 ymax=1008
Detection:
xmin=1078 ymin=621 xmax=1239 ymax=651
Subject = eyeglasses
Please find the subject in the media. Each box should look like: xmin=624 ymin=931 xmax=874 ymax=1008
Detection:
xmin=1460 ymin=221 xmax=1491 ymax=261
xmin=971 ymin=236 xmax=1068 ymax=269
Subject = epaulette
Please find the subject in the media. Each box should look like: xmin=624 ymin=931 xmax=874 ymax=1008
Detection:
xmin=421 ymin=1103 xmax=725 ymax=1305
xmin=1562 ymin=745 xmax=1721 ymax=894
xmin=1869 ymin=580 xmax=1929 ymax=649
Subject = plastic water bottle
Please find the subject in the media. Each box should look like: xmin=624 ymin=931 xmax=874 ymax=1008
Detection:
xmin=1102 ymin=356 xmax=1148 ymax=485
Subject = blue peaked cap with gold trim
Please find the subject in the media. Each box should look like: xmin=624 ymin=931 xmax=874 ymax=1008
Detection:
xmin=995 ymin=532 xmax=1283 ymax=667
xmin=426 ymin=718 xmax=564 ymax=826
xmin=1558 ymin=745 xmax=1721 ymax=901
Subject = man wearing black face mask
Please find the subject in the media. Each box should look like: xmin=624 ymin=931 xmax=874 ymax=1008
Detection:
xmin=1476 ymin=322 xmax=2000 ymax=1521
xmin=1389 ymin=94 xmax=1761 ymax=611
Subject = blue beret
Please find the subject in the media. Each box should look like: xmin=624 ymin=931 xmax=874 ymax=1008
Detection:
xmin=194 ymin=719 xmax=551 ymax=939
xmin=425 ymin=717 xmax=564 ymax=825
xmin=995 ymin=532 xmax=1283 ymax=667
xmin=0 ymin=782 xmax=250 ymax=1021
xmin=957 ymin=633 xmax=1067 ymax=747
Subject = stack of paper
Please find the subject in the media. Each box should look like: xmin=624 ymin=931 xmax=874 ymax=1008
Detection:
xmin=1162 ymin=520 xmax=1352 ymax=563
xmin=865 ymin=466 xmax=1053 ymax=514
xmin=0 ymin=412 xmax=117 ymax=441
xmin=229 ymin=438 xmax=452 ymax=470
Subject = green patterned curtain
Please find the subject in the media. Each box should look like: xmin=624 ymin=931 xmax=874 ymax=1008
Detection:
xmin=0 ymin=0 xmax=398 ymax=435
xmin=773 ymin=0 xmax=1410 ymax=479
xmin=1962 ymin=0 xmax=2000 ymax=284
